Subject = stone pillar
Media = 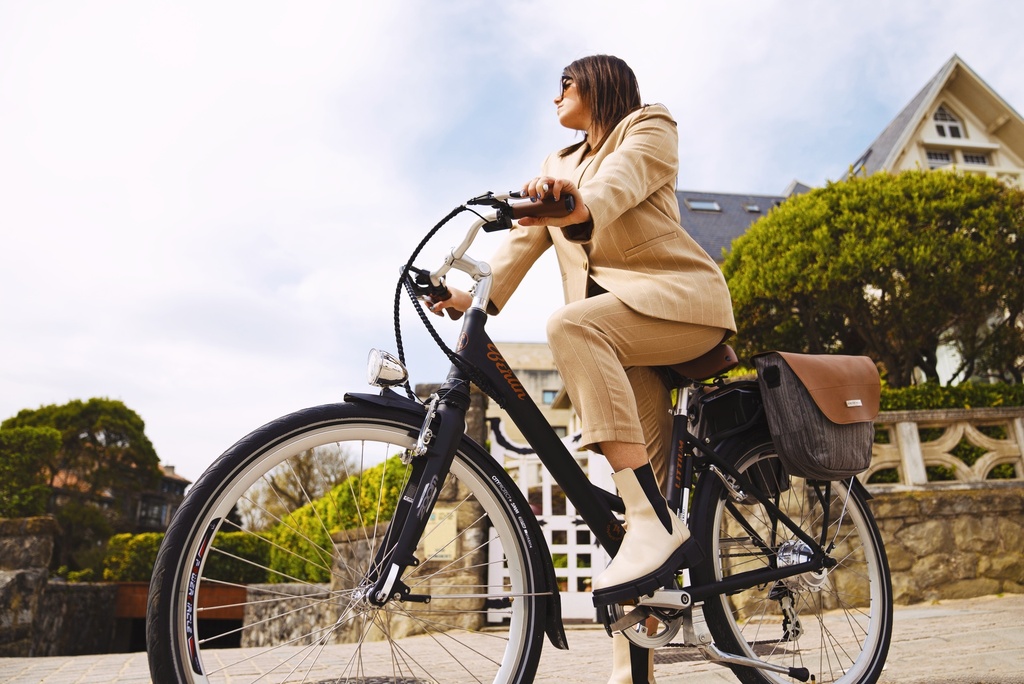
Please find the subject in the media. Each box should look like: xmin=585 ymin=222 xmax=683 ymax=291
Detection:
xmin=0 ymin=516 xmax=59 ymax=656
xmin=894 ymin=421 xmax=928 ymax=486
xmin=1012 ymin=417 xmax=1024 ymax=477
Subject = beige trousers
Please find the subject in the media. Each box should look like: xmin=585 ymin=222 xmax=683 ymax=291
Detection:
xmin=546 ymin=292 xmax=726 ymax=480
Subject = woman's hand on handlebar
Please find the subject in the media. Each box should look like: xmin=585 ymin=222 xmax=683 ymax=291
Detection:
xmin=519 ymin=176 xmax=592 ymax=228
xmin=423 ymin=287 xmax=472 ymax=317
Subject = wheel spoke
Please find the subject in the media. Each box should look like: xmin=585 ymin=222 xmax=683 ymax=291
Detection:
xmin=694 ymin=440 xmax=892 ymax=683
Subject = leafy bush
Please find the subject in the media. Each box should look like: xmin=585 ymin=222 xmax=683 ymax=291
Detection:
xmin=723 ymin=170 xmax=1024 ymax=386
xmin=103 ymin=532 xmax=164 ymax=581
xmin=880 ymin=382 xmax=1024 ymax=411
xmin=67 ymin=568 xmax=96 ymax=582
xmin=266 ymin=456 xmax=407 ymax=583
xmin=0 ymin=426 xmax=60 ymax=518
xmin=206 ymin=531 xmax=271 ymax=584
xmin=103 ymin=530 xmax=271 ymax=583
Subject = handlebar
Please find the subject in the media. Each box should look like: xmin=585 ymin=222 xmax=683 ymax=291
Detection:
xmin=405 ymin=190 xmax=578 ymax=320
xmin=507 ymin=193 xmax=576 ymax=220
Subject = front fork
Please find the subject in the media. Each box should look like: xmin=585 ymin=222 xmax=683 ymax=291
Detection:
xmin=365 ymin=378 xmax=471 ymax=606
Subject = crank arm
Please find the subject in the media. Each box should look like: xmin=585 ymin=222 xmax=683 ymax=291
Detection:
xmin=636 ymin=588 xmax=693 ymax=610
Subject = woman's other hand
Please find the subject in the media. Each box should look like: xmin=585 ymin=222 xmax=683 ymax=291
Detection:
xmin=422 ymin=286 xmax=472 ymax=317
xmin=518 ymin=176 xmax=592 ymax=228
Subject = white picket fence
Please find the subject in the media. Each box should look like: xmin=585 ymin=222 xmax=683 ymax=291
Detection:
xmin=486 ymin=420 xmax=615 ymax=622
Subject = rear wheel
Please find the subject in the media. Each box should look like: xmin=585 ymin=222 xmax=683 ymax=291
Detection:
xmin=691 ymin=435 xmax=892 ymax=684
xmin=147 ymin=402 xmax=546 ymax=684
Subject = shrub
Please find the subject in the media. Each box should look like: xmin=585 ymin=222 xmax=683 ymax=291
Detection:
xmin=103 ymin=532 xmax=164 ymax=581
xmin=206 ymin=531 xmax=271 ymax=584
xmin=880 ymin=382 xmax=1024 ymax=411
xmin=0 ymin=426 xmax=60 ymax=518
xmin=266 ymin=456 xmax=406 ymax=583
xmin=102 ymin=530 xmax=271 ymax=584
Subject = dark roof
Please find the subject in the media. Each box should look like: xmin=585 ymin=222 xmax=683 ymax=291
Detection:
xmin=676 ymin=190 xmax=786 ymax=261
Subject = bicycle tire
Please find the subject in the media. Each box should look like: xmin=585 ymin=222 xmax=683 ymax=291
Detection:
xmin=146 ymin=400 xmax=547 ymax=684
xmin=690 ymin=432 xmax=892 ymax=684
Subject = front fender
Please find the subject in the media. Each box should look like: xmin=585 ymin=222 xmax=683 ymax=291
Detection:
xmin=344 ymin=389 xmax=427 ymax=418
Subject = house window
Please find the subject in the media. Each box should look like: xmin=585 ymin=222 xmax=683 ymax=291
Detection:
xmin=542 ymin=390 xmax=558 ymax=405
xmin=926 ymin=150 xmax=953 ymax=169
xmin=963 ymin=153 xmax=989 ymax=165
xmin=684 ymin=199 xmax=722 ymax=212
xmin=933 ymin=106 xmax=964 ymax=139
xmin=742 ymin=203 xmax=761 ymax=213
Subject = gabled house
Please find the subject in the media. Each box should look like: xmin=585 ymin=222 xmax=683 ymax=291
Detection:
xmin=845 ymin=54 xmax=1024 ymax=186
xmin=677 ymin=55 xmax=1024 ymax=262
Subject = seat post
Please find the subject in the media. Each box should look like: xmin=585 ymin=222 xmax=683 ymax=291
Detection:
xmin=673 ymin=384 xmax=693 ymax=417
xmin=667 ymin=382 xmax=698 ymax=522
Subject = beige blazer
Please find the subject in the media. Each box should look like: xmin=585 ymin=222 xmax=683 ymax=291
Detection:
xmin=487 ymin=104 xmax=736 ymax=333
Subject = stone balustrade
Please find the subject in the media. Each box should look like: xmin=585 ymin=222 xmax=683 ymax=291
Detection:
xmin=869 ymin=407 xmax=1024 ymax=486
xmin=863 ymin=407 xmax=1024 ymax=603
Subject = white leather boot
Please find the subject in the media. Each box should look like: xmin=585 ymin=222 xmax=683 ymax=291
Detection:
xmin=592 ymin=464 xmax=689 ymax=597
xmin=608 ymin=632 xmax=656 ymax=684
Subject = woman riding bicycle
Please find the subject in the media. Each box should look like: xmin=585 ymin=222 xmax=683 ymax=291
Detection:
xmin=428 ymin=54 xmax=736 ymax=683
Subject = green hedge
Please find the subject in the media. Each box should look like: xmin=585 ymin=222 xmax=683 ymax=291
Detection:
xmin=880 ymin=382 xmax=1024 ymax=411
xmin=102 ymin=530 xmax=271 ymax=583
xmin=103 ymin=532 xmax=164 ymax=581
xmin=729 ymin=367 xmax=1023 ymax=411
xmin=266 ymin=456 xmax=406 ymax=583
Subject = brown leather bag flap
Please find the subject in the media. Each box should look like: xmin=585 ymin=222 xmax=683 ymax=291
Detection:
xmin=776 ymin=352 xmax=880 ymax=424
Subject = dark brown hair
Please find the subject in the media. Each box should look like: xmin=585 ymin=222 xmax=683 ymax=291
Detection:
xmin=559 ymin=54 xmax=642 ymax=157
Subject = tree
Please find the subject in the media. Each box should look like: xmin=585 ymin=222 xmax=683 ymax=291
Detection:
xmin=0 ymin=426 xmax=60 ymax=518
xmin=235 ymin=444 xmax=357 ymax=531
xmin=723 ymin=170 xmax=1024 ymax=386
xmin=266 ymin=456 xmax=407 ymax=583
xmin=1 ymin=397 xmax=162 ymax=568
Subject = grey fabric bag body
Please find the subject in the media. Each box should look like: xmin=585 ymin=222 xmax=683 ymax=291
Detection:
xmin=753 ymin=352 xmax=880 ymax=481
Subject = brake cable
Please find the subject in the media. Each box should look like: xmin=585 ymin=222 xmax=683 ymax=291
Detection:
xmin=391 ymin=204 xmax=505 ymax=405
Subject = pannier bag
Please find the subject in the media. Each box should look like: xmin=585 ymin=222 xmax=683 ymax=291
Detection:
xmin=752 ymin=351 xmax=880 ymax=481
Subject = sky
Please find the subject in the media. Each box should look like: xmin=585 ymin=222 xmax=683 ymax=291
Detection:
xmin=2 ymin=0 xmax=1023 ymax=483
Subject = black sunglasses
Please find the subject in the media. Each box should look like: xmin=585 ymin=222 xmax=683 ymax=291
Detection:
xmin=560 ymin=76 xmax=574 ymax=96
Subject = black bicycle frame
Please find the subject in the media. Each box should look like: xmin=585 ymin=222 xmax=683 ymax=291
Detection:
xmin=365 ymin=302 xmax=840 ymax=608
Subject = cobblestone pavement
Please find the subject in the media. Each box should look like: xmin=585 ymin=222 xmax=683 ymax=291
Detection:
xmin=1 ymin=594 xmax=1021 ymax=683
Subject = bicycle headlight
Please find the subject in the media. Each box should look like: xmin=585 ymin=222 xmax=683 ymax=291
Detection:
xmin=367 ymin=349 xmax=409 ymax=388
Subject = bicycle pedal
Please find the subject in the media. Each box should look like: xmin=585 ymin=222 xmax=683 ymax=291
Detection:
xmin=592 ymin=540 xmax=696 ymax=607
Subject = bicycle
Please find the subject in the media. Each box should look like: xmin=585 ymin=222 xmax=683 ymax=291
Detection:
xmin=146 ymin=191 xmax=893 ymax=684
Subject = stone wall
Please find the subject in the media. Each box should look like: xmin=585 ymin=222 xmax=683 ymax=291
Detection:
xmin=328 ymin=521 xmax=489 ymax=644
xmin=0 ymin=515 xmax=118 ymax=656
xmin=35 ymin=582 xmax=118 ymax=656
xmin=869 ymin=484 xmax=1024 ymax=604
xmin=241 ymin=582 xmax=333 ymax=648
xmin=0 ymin=516 xmax=59 ymax=656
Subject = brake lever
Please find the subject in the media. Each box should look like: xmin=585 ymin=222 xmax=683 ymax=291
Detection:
xmin=406 ymin=267 xmax=463 ymax=320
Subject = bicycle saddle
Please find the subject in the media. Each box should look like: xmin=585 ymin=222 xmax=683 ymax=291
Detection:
xmin=662 ymin=344 xmax=738 ymax=384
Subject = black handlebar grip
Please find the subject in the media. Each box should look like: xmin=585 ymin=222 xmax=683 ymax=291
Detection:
xmin=435 ymin=290 xmax=464 ymax=320
xmin=509 ymin=194 xmax=576 ymax=220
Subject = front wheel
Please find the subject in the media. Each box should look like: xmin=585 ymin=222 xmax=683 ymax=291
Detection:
xmin=146 ymin=401 xmax=547 ymax=684
xmin=690 ymin=434 xmax=892 ymax=684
